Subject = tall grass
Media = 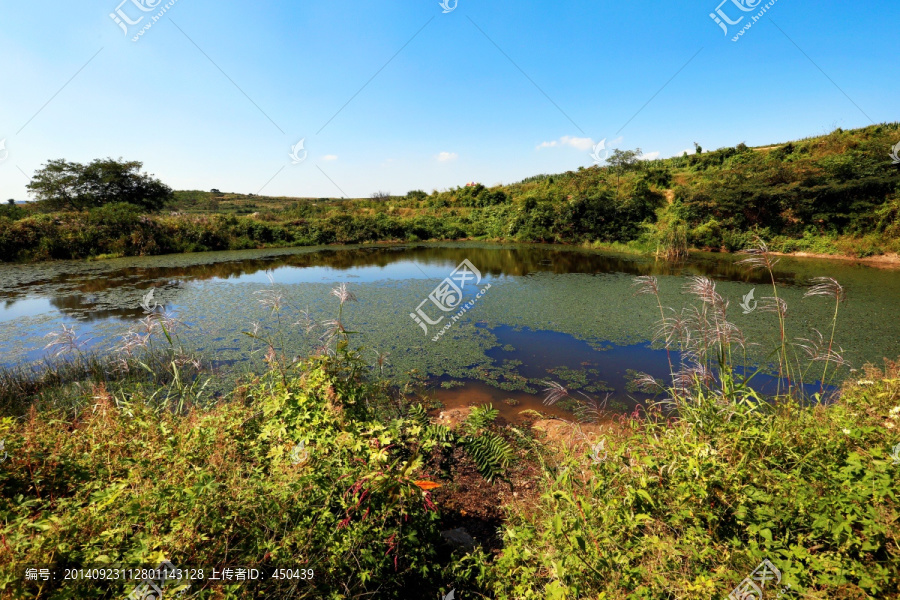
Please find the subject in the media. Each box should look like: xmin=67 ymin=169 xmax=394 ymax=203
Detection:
xmin=480 ymin=366 xmax=900 ymax=599
xmin=1 ymin=283 xmax=522 ymax=599
xmin=0 ymin=292 xmax=208 ymax=418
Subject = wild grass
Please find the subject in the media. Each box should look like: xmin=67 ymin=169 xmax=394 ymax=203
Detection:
xmin=540 ymin=238 xmax=850 ymax=426
xmin=0 ymin=291 xmax=208 ymax=418
xmin=1 ymin=262 xmax=898 ymax=598
xmin=479 ymin=366 xmax=900 ymax=599
xmin=1 ymin=284 xmax=518 ymax=599
xmin=485 ymin=239 xmax=899 ymax=599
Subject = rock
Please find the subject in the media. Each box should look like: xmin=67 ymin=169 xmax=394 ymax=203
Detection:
xmin=434 ymin=407 xmax=472 ymax=429
xmin=440 ymin=528 xmax=477 ymax=553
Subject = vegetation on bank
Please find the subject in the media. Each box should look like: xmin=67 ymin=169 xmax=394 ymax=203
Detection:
xmin=2 ymin=123 xmax=899 ymax=262
xmin=2 ymin=254 xmax=898 ymax=598
xmin=477 ymin=367 xmax=900 ymax=600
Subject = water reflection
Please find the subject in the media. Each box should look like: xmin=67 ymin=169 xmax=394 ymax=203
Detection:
xmin=0 ymin=243 xmax=896 ymax=413
xmin=0 ymin=243 xmax=853 ymax=323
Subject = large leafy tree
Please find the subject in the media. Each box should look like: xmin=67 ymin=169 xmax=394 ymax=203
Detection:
xmin=26 ymin=158 xmax=173 ymax=212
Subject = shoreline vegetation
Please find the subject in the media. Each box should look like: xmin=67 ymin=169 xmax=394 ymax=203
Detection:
xmin=2 ymin=123 xmax=899 ymax=265
xmin=2 ymin=265 xmax=899 ymax=598
xmin=2 ymin=126 xmax=899 ymax=598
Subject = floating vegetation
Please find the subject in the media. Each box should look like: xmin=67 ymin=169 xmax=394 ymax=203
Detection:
xmin=2 ymin=243 xmax=899 ymax=405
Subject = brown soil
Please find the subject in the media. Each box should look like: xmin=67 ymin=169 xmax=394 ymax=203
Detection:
xmin=531 ymin=418 xmax=602 ymax=449
xmin=426 ymin=411 xmax=630 ymax=556
xmin=770 ymin=251 xmax=900 ymax=268
xmin=428 ymin=442 xmax=542 ymax=555
xmin=431 ymin=380 xmax=576 ymax=425
xmin=433 ymin=406 xmax=472 ymax=429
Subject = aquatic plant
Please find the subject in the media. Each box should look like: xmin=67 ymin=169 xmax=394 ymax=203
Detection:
xmin=631 ymin=238 xmax=850 ymax=408
xmin=803 ymin=276 xmax=847 ymax=392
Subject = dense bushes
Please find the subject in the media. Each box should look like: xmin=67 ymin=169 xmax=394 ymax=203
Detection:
xmin=2 ymin=332 xmax=898 ymax=599
xmin=1 ymin=274 xmax=899 ymax=598
xmin=5 ymin=123 xmax=900 ymax=263
xmin=0 ymin=283 xmax=523 ymax=599
xmin=0 ymin=358 xmax=450 ymax=598
xmin=477 ymin=371 xmax=900 ymax=599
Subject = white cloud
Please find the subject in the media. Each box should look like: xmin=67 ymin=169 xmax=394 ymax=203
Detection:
xmin=639 ymin=151 xmax=660 ymax=161
xmin=322 ymin=155 xmax=338 ymax=161
xmin=437 ymin=152 xmax=458 ymax=162
xmin=537 ymin=135 xmax=595 ymax=151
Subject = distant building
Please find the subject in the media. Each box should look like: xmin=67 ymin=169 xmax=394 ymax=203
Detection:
xmin=465 ymin=182 xmax=480 ymax=187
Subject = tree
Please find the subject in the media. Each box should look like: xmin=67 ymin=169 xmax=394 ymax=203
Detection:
xmin=26 ymin=158 xmax=173 ymax=212
xmin=371 ymin=191 xmax=391 ymax=201
xmin=607 ymin=148 xmax=643 ymax=201
xmin=6 ymin=199 xmax=13 ymax=206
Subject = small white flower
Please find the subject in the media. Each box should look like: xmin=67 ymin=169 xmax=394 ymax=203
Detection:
xmin=857 ymin=380 xmax=876 ymax=386
xmin=842 ymin=428 xmax=851 ymax=435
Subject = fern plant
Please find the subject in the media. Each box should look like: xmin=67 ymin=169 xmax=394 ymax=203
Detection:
xmin=419 ymin=404 xmax=514 ymax=483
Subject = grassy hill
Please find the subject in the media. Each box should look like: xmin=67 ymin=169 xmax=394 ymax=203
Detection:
xmin=2 ymin=123 xmax=899 ymax=262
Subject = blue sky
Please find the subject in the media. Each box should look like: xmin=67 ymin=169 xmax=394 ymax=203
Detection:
xmin=1 ymin=0 xmax=898 ymax=200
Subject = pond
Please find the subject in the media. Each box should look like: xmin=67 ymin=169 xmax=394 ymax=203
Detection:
xmin=2 ymin=243 xmax=898 ymax=418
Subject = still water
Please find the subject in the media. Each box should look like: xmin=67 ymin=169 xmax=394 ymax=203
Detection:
xmin=1 ymin=243 xmax=898 ymax=416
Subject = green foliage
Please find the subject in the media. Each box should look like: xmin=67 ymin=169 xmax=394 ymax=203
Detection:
xmin=0 ymin=358 xmax=456 ymax=598
xmin=481 ymin=373 xmax=900 ymax=599
xmin=459 ymin=405 xmax=514 ymax=483
xmin=419 ymin=404 xmax=514 ymax=483
xmin=648 ymin=204 xmax=689 ymax=259
xmin=0 ymin=202 xmax=26 ymax=221
xmin=6 ymin=123 xmax=900 ymax=263
xmin=26 ymin=158 xmax=173 ymax=212
xmin=1 ymin=274 xmax=899 ymax=598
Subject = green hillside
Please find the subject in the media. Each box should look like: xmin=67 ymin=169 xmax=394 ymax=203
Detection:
xmin=2 ymin=123 xmax=899 ymax=262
